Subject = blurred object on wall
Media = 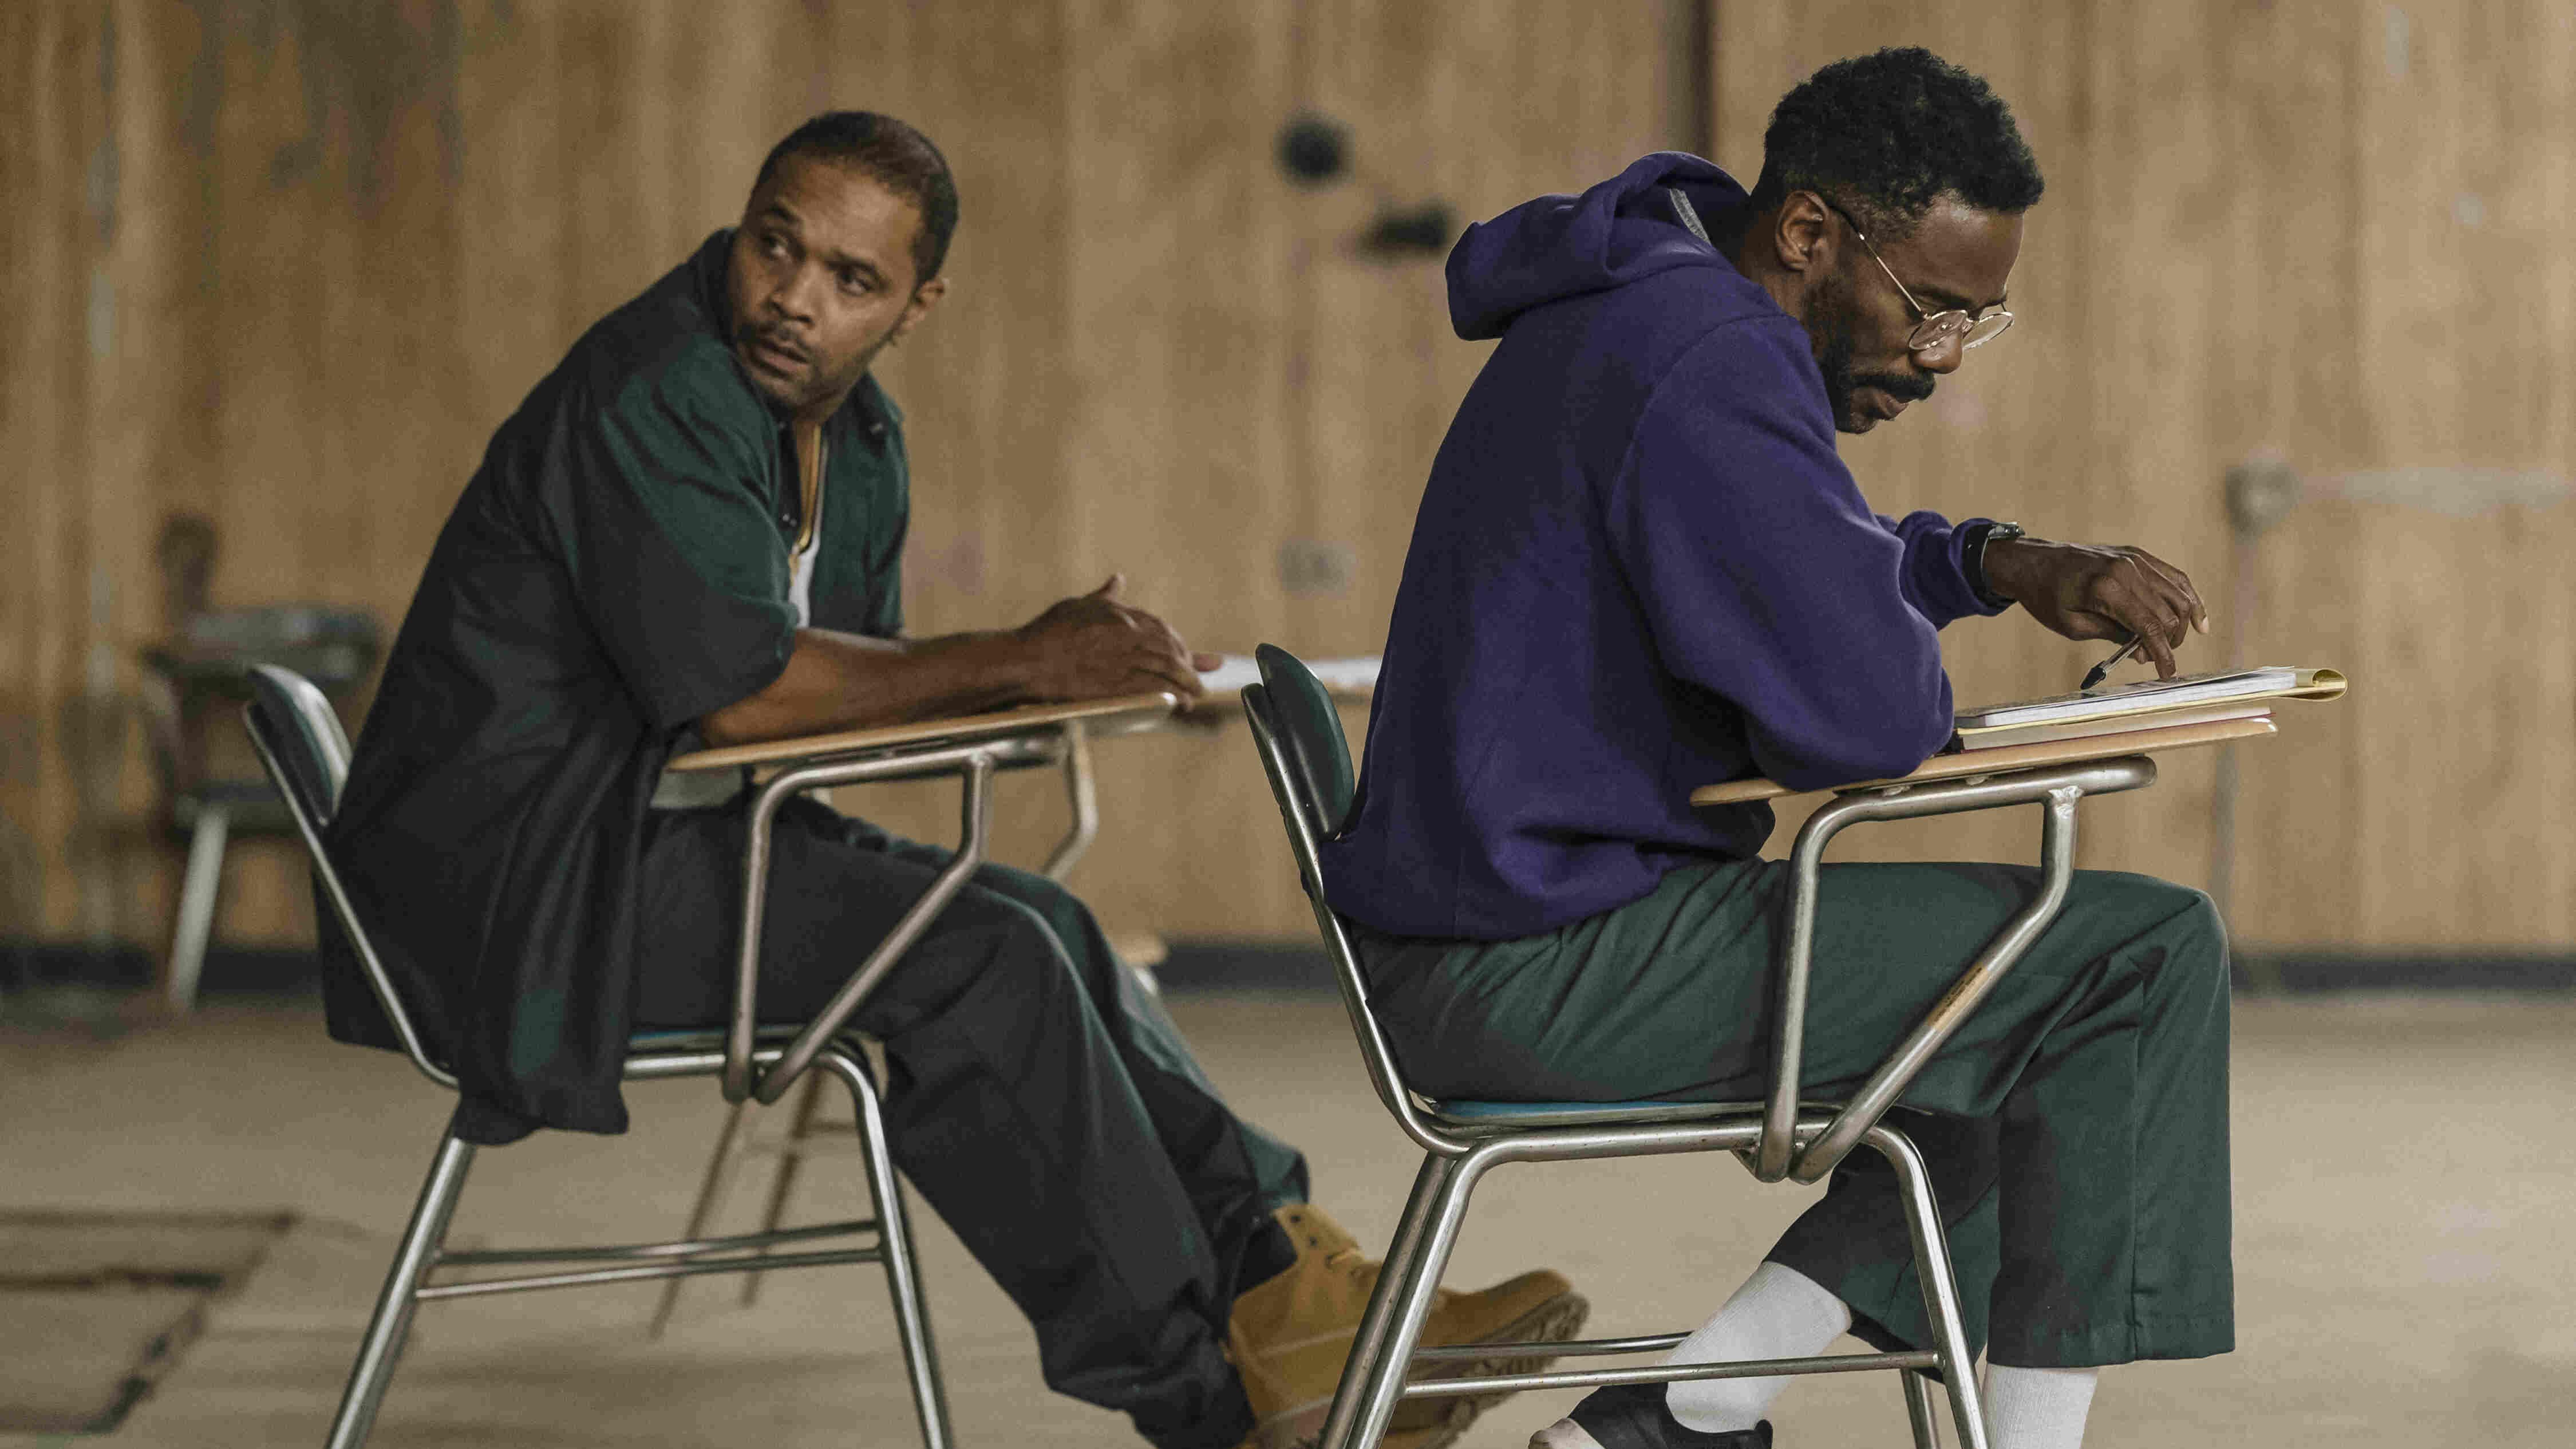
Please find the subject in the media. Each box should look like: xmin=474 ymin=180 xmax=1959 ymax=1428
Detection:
xmin=2303 ymin=466 xmax=2573 ymax=517
xmin=139 ymin=514 xmax=381 ymax=1010
xmin=1361 ymin=201 xmax=1455 ymax=257
xmin=2211 ymin=455 xmax=2573 ymax=977
xmin=156 ymin=513 xmax=217 ymax=634
xmin=2224 ymin=452 xmax=2303 ymax=538
xmin=1277 ymin=112 xmax=1350 ymax=185
xmin=1273 ymin=109 xmax=1455 ymax=259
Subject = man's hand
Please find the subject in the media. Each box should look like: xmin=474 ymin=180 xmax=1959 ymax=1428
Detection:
xmin=1980 ymin=536 xmax=2211 ymax=679
xmin=1016 ymin=574 xmax=1221 ymax=701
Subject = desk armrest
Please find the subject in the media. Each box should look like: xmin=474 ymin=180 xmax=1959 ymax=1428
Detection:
xmin=1755 ymin=756 xmax=2158 ymax=1184
xmin=669 ymin=691 xmax=1179 ymax=772
xmin=691 ymin=698 xmax=1174 ymax=1106
xmin=1694 ymin=715 xmax=2274 ymax=807
xmin=721 ymin=740 xmax=1002 ymax=1103
xmin=712 ymin=693 xmax=1180 ymax=1104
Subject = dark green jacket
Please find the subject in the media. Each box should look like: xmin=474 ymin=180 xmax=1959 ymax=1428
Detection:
xmin=322 ymin=230 xmax=909 ymax=1143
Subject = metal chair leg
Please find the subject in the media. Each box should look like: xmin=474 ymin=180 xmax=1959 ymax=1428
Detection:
xmin=324 ymin=1131 xmax=476 ymax=1449
xmin=166 ymin=806 xmax=231 ymax=1012
xmin=1332 ymin=1153 xmax=1483 ymax=1449
xmin=740 ymin=1069 xmax=829 ymax=1306
xmin=817 ymin=1048 xmax=950 ymax=1449
xmin=647 ymin=1093 xmax=761 ymax=1338
xmin=1318 ymin=1154 xmax=1456 ymax=1449
xmin=1868 ymin=1123 xmax=1989 ymax=1449
xmin=1902 ymin=1368 xmax=1944 ymax=1449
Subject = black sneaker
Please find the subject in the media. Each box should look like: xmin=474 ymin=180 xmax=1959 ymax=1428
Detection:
xmin=1528 ymin=1383 xmax=1772 ymax=1449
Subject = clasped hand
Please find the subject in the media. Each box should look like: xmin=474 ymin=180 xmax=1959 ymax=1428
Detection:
xmin=1980 ymin=536 xmax=2211 ymax=679
xmin=1016 ymin=574 xmax=1219 ymax=701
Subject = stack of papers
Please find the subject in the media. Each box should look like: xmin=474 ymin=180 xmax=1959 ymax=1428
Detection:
xmin=1196 ymin=653 xmax=1382 ymax=697
xmin=1953 ymin=668 xmax=2345 ymax=751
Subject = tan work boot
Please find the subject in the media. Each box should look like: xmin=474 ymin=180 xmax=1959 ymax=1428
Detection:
xmin=1228 ymin=1203 xmax=1589 ymax=1449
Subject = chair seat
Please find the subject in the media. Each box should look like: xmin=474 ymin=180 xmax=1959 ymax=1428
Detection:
xmin=1427 ymin=1097 xmax=1763 ymax=1129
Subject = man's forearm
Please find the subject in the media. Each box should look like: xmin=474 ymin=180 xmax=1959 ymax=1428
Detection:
xmin=696 ymin=626 xmax=1039 ymax=747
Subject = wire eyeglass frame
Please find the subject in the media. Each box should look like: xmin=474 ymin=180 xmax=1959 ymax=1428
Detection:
xmin=1816 ymin=196 xmax=2015 ymax=352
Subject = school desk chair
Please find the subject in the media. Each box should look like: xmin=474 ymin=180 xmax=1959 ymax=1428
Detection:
xmin=646 ymin=698 xmax=1180 ymax=1336
xmin=242 ymin=664 xmax=951 ymax=1449
xmin=1239 ymin=644 xmax=2171 ymax=1449
xmin=140 ymin=605 xmax=378 ymax=1011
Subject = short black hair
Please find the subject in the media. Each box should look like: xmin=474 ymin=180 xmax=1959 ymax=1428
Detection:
xmin=1751 ymin=48 xmax=2043 ymax=240
xmin=754 ymin=110 xmax=960 ymax=285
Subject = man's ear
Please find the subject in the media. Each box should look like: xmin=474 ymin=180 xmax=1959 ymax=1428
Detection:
xmin=892 ymin=276 xmax=949 ymax=343
xmin=1771 ymin=191 xmax=1838 ymax=277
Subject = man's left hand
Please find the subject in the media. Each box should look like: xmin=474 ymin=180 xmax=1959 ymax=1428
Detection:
xmin=1980 ymin=536 xmax=2210 ymax=678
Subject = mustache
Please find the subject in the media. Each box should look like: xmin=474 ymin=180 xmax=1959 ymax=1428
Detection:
xmin=1851 ymin=369 xmax=1937 ymax=404
xmin=737 ymin=322 xmax=809 ymax=362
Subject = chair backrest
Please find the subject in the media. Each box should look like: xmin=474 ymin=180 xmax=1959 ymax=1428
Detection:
xmin=242 ymin=664 xmax=456 ymax=1089
xmin=1242 ymin=646 xmax=1453 ymax=1152
xmin=246 ymin=665 xmax=352 ymax=821
xmin=1253 ymin=642 xmax=1357 ymax=838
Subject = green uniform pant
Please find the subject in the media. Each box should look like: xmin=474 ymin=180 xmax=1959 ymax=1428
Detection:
xmin=1353 ymin=859 xmax=2234 ymax=1369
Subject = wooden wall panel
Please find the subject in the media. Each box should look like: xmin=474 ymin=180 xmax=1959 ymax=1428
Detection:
xmin=1716 ymin=2 xmax=2576 ymax=953
xmin=0 ymin=0 xmax=1689 ymax=955
xmin=862 ymin=0 xmax=1695 ymax=940
xmin=9 ymin=1 xmax=2563 ymax=960
xmin=0 ymin=5 xmax=89 ymax=941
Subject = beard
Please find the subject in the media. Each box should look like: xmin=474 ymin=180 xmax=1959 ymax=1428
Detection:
xmin=733 ymin=317 xmax=902 ymax=421
xmin=1810 ymin=272 xmax=1936 ymax=433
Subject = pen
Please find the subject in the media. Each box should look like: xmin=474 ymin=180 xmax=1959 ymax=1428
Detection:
xmin=2079 ymin=634 xmax=2140 ymax=692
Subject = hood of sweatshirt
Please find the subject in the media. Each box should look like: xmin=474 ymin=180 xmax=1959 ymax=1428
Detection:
xmin=1444 ymin=152 xmax=1753 ymax=340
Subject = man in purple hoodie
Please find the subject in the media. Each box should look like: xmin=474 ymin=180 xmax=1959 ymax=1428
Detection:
xmin=1321 ymin=50 xmax=2229 ymax=1449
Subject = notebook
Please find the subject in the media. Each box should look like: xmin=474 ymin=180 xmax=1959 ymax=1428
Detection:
xmin=1954 ymin=702 xmax=2274 ymax=751
xmin=1953 ymin=667 xmax=2346 ymax=733
xmin=1196 ymin=653 xmax=1382 ymax=697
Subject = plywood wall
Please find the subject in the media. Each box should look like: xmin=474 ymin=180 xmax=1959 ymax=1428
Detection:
xmin=0 ymin=0 xmax=1692 ymax=956
xmin=1715 ymin=1 xmax=2576 ymax=953
xmin=5 ymin=1 xmax=2567 ymax=964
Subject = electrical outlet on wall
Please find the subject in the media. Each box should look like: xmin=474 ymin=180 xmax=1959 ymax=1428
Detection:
xmin=1277 ymin=539 xmax=1356 ymax=596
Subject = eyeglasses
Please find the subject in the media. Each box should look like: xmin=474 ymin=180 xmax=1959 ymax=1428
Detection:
xmin=1816 ymin=196 xmax=2014 ymax=352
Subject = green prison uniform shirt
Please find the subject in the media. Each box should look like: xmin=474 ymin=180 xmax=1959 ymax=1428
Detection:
xmin=319 ymin=230 xmax=908 ymax=1144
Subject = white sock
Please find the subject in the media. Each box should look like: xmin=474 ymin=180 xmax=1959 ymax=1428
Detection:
xmin=1984 ymin=1364 xmax=2099 ymax=1449
xmin=1660 ymin=1262 xmax=1854 ymax=1432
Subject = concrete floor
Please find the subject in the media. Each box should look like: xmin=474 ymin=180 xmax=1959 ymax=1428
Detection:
xmin=2 ymin=990 xmax=2571 ymax=1448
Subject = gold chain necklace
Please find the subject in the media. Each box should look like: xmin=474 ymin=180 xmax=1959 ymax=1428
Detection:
xmin=790 ymin=425 xmax=825 ymax=560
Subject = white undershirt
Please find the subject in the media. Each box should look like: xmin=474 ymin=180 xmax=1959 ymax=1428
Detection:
xmin=787 ymin=472 xmax=822 ymax=628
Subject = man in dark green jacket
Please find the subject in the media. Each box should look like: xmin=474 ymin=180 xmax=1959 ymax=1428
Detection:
xmin=325 ymin=112 xmax=1577 ymax=1449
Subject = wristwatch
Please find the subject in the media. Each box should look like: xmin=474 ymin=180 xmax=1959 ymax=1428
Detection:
xmin=1962 ymin=520 xmax=2025 ymax=609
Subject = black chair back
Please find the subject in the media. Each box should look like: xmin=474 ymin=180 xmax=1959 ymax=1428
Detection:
xmin=241 ymin=664 xmax=455 ymax=1088
xmin=1253 ymin=642 xmax=1357 ymax=839
xmin=1242 ymin=646 xmax=1465 ymax=1149
xmin=246 ymin=663 xmax=353 ymax=823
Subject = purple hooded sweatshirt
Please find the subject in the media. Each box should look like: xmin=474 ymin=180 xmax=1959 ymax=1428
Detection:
xmin=1318 ymin=153 xmax=2007 ymax=942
